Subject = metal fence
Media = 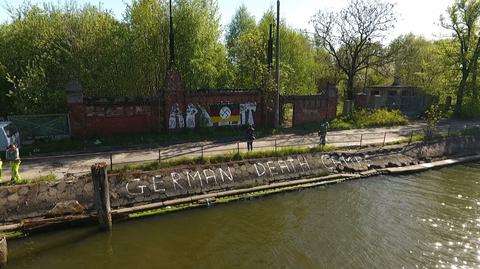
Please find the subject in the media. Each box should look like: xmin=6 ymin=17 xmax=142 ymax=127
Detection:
xmin=18 ymin=122 xmax=480 ymax=177
xmin=101 ymin=123 xmax=480 ymax=172
xmin=7 ymin=114 xmax=70 ymax=140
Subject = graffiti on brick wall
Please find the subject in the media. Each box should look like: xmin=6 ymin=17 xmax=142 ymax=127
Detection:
xmin=185 ymin=104 xmax=198 ymax=129
xmin=179 ymin=102 xmax=257 ymax=129
xmin=198 ymin=106 xmax=213 ymax=127
xmin=209 ymin=104 xmax=240 ymax=126
xmin=168 ymin=103 xmax=185 ymax=129
xmin=240 ymin=103 xmax=257 ymax=126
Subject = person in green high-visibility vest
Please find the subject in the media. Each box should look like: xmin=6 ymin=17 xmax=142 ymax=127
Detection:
xmin=0 ymin=154 xmax=3 ymax=182
xmin=6 ymin=144 xmax=21 ymax=183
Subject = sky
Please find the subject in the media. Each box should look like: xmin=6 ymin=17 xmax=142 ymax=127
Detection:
xmin=0 ymin=0 xmax=453 ymax=41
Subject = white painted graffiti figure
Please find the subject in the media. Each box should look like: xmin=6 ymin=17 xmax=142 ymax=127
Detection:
xmin=169 ymin=103 xmax=185 ymax=129
xmin=186 ymin=104 xmax=198 ymax=129
xmin=199 ymin=106 xmax=213 ymax=127
xmin=240 ymin=102 xmax=257 ymax=125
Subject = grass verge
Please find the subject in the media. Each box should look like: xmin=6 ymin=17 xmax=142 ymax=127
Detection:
xmin=115 ymin=145 xmax=336 ymax=173
xmin=1 ymin=174 xmax=57 ymax=186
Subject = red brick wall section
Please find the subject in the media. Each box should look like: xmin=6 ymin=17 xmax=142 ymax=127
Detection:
xmin=282 ymin=95 xmax=337 ymax=126
xmin=355 ymin=93 xmax=368 ymax=109
xmin=83 ymin=104 xmax=158 ymax=137
xmin=68 ymin=103 xmax=86 ymax=139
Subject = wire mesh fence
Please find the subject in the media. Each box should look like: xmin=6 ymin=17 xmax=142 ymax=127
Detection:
xmin=101 ymin=123 xmax=479 ymax=171
xmin=15 ymin=122 xmax=480 ymax=178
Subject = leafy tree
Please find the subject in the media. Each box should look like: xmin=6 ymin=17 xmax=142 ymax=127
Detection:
xmin=229 ymin=28 xmax=267 ymax=88
xmin=225 ymin=5 xmax=256 ymax=62
xmin=226 ymin=8 xmax=322 ymax=95
xmin=441 ymin=0 xmax=480 ymax=114
xmin=125 ymin=0 xmax=169 ymax=96
xmin=312 ymin=0 xmax=397 ymax=101
xmin=389 ymin=34 xmax=457 ymax=99
xmin=173 ymin=0 xmax=232 ymax=90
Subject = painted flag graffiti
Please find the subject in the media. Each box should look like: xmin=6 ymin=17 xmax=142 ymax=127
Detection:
xmin=210 ymin=104 xmax=240 ymax=125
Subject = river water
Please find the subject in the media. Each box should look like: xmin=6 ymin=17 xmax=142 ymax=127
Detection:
xmin=6 ymin=164 xmax=480 ymax=269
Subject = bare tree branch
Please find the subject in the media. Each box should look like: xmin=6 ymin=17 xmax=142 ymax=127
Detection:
xmin=311 ymin=0 xmax=396 ymax=101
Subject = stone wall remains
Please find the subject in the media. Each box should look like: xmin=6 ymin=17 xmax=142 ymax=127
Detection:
xmin=1 ymin=136 xmax=480 ymax=223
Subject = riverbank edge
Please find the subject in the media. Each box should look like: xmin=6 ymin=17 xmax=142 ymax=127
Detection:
xmin=2 ymin=151 xmax=480 ymax=240
xmin=112 ymin=154 xmax=480 ymax=217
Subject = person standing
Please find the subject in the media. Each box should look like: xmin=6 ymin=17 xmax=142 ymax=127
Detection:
xmin=318 ymin=121 xmax=329 ymax=147
xmin=0 ymin=152 xmax=3 ymax=182
xmin=6 ymin=144 xmax=21 ymax=183
xmin=246 ymin=125 xmax=255 ymax=152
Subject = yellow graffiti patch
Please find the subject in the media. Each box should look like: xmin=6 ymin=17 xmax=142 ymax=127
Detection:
xmin=211 ymin=116 xmax=241 ymax=123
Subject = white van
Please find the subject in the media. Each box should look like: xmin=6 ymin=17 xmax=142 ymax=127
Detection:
xmin=0 ymin=122 xmax=20 ymax=159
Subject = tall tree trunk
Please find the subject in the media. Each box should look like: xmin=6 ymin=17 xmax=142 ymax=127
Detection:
xmin=456 ymin=73 xmax=468 ymax=114
xmin=346 ymin=74 xmax=355 ymax=101
xmin=472 ymin=59 xmax=479 ymax=104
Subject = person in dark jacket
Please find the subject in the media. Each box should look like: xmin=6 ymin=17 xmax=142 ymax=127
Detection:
xmin=6 ymin=144 xmax=21 ymax=183
xmin=318 ymin=121 xmax=329 ymax=147
xmin=246 ymin=125 xmax=255 ymax=151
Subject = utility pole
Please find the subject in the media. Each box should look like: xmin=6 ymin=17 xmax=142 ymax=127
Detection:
xmin=169 ymin=0 xmax=175 ymax=66
xmin=267 ymin=24 xmax=274 ymax=73
xmin=274 ymin=0 xmax=280 ymax=129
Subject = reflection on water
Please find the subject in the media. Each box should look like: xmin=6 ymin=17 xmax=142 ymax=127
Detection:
xmin=6 ymin=163 xmax=480 ymax=269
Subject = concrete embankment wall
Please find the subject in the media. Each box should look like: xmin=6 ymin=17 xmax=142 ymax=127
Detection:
xmin=1 ymin=136 xmax=479 ymax=223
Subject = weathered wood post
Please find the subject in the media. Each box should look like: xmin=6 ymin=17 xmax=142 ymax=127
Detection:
xmin=109 ymin=153 xmax=113 ymax=172
xmin=0 ymin=234 xmax=7 ymax=267
xmin=91 ymin=163 xmax=112 ymax=230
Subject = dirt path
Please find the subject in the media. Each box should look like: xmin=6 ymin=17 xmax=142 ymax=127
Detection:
xmin=1 ymin=120 xmax=478 ymax=183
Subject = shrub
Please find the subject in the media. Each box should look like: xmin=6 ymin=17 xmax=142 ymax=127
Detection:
xmin=330 ymin=109 xmax=408 ymax=130
xmin=329 ymin=118 xmax=354 ymax=130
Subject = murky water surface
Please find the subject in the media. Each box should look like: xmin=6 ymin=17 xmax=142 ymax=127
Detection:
xmin=6 ymin=164 xmax=480 ymax=269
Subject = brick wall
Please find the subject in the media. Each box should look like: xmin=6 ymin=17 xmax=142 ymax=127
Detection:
xmin=68 ymin=98 xmax=159 ymax=138
xmin=66 ymin=71 xmax=336 ymax=137
xmin=281 ymin=89 xmax=337 ymax=126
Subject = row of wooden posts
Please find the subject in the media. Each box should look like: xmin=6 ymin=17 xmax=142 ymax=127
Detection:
xmin=0 ymin=163 xmax=111 ymax=268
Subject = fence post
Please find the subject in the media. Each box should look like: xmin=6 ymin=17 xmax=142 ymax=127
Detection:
xmin=359 ymin=134 xmax=363 ymax=147
xmin=201 ymin=146 xmax=204 ymax=159
xmin=0 ymin=234 xmax=6 ymax=268
xmin=237 ymin=142 xmax=240 ymax=154
xmin=158 ymin=149 xmax=162 ymax=162
xmin=408 ymin=131 xmax=413 ymax=145
xmin=91 ymin=163 xmax=112 ymax=231
xmin=109 ymin=153 xmax=113 ymax=172
xmin=382 ymin=132 xmax=387 ymax=147
xmin=447 ymin=127 xmax=451 ymax=138
xmin=274 ymin=139 xmax=277 ymax=152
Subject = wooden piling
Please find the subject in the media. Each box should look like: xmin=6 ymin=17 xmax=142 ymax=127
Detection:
xmin=91 ymin=163 xmax=112 ymax=230
xmin=0 ymin=234 xmax=7 ymax=267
